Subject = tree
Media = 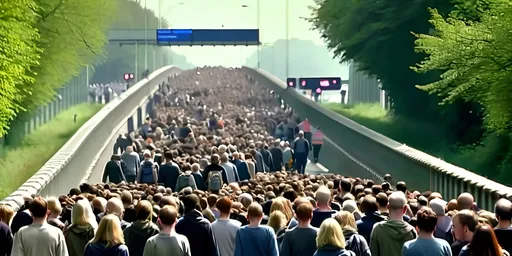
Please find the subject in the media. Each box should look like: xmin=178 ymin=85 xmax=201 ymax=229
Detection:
xmin=21 ymin=0 xmax=117 ymax=112
xmin=413 ymin=5 xmax=512 ymax=133
xmin=0 ymin=0 xmax=41 ymax=136
xmin=90 ymin=0 xmax=194 ymax=84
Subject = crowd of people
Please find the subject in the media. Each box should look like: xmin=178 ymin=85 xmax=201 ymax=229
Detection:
xmin=0 ymin=67 xmax=511 ymax=256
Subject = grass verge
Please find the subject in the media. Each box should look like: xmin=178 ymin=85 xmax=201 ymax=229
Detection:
xmin=0 ymin=103 xmax=103 ymax=199
xmin=322 ymin=102 xmax=511 ymax=185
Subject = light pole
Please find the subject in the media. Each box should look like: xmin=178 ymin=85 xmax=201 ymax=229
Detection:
xmin=242 ymin=0 xmax=261 ymax=69
xmin=285 ymin=0 xmax=289 ymax=78
xmin=144 ymin=0 xmax=148 ymax=72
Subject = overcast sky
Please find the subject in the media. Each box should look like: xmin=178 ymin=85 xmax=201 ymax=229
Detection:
xmin=143 ymin=0 xmax=346 ymax=73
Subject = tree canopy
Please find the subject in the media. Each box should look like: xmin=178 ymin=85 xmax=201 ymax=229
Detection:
xmin=0 ymin=0 xmax=41 ymax=135
xmin=413 ymin=3 xmax=512 ymax=133
xmin=90 ymin=0 xmax=194 ymax=84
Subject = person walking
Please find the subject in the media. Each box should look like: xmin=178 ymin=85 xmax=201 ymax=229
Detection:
xmin=311 ymin=127 xmax=324 ymax=163
xmin=293 ymin=131 xmax=310 ymax=174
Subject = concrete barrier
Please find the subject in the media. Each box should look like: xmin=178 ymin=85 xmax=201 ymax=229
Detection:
xmin=243 ymin=66 xmax=512 ymax=210
xmin=0 ymin=66 xmax=182 ymax=211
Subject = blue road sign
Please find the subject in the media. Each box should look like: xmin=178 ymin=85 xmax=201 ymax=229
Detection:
xmin=156 ymin=29 xmax=260 ymax=46
xmin=298 ymin=77 xmax=342 ymax=91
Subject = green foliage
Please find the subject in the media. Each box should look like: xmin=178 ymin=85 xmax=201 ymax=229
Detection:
xmin=91 ymin=0 xmax=194 ymax=84
xmin=0 ymin=103 xmax=102 ymax=199
xmin=23 ymin=0 xmax=117 ymax=111
xmin=308 ymin=0 xmax=454 ymax=120
xmin=451 ymin=0 xmax=510 ymax=20
xmin=0 ymin=0 xmax=41 ymax=136
xmin=413 ymin=6 xmax=512 ymax=133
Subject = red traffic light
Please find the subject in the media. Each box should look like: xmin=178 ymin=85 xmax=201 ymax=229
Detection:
xmin=124 ymin=73 xmax=134 ymax=81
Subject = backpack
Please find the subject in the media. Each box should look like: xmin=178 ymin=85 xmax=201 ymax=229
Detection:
xmin=140 ymin=161 xmax=155 ymax=184
xmin=208 ymin=170 xmax=223 ymax=191
xmin=176 ymin=173 xmax=197 ymax=192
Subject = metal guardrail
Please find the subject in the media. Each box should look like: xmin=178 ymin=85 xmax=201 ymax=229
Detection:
xmin=0 ymin=66 xmax=182 ymax=211
xmin=243 ymin=66 xmax=512 ymax=211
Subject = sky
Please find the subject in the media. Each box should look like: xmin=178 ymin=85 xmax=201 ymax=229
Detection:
xmin=142 ymin=0 xmax=348 ymax=78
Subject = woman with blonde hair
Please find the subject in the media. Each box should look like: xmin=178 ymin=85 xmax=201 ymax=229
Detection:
xmin=0 ymin=204 xmax=14 ymax=226
xmin=270 ymin=197 xmax=294 ymax=224
xmin=65 ymin=199 xmax=97 ymax=256
xmin=267 ymin=210 xmax=288 ymax=244
xmin=314 ymin=218 xmax=355 ymax=256
xmin=84 ymin=214 xmax=129 ymax=256
xmin=47 ymin=197 xmax=65 ymax=230
xmin=333 ymin=211 xmax=370 ymax=256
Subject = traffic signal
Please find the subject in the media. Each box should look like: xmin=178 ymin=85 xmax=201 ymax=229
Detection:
xmin=124 ymin=73 xmax=135 ymax=81
xmin=286 ymin=78 xmax=297 ymax=88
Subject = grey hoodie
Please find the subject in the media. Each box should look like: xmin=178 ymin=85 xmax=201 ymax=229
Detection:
xmin=370 ymin=220 xmax=417 ymax=256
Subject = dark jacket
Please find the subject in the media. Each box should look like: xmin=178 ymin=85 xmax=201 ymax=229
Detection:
xmin=232 ymin=159 xmax=251 ymax=181
xmin=343 ymin=228 xmax=371 ymax=256
xmin=158 ymin=162 xmax=181 ymax=191
xmin=123 ymin=220 xmax=160 ymax=256
xmin=253 ymin=150 xmax=266 ymax=172
xmin=0 ymin=221 xmax=12 ymax=256
xmin=356 ymin=212 xmax=387 ymax=243
xmin=64 ymin=224 xmax=95 ymax=256
xmin=102 ymin=160 xmax=126 ymax=184
xmin=260 ymin=149 xmax=274 ymax=171
xmin=10 ymin=210 xmax=32 ymax=234
xmin=192 ymin=172 xmax=207 ymax=191
xmin=202 ymin=164 xmax=226 ymax=188
xmin=269 ymin=147 xmax=284 ymax=172
xmin=175 ymin=210 xmax=219 ymax=256
xmin=84 ymin=242 xmax=129 ymax=256
xmin=314 ymin=245 xmax=356 ymax=256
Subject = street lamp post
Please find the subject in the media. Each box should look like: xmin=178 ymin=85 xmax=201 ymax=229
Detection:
xmin=242 ymin=1 xmax=261 ymax=69
xmin=285 ymin=0 xmax=289 ymax=78
xmin=144 ymin=0 xmax=148 ymax=72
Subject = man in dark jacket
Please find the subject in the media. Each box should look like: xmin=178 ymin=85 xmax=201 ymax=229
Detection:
xmin=269 ymin=141 xmax=284 ymax=172
xmin=175 ymin=194 xmax=219 ymax=256
xmin=123 ymin=200 xmax=159 ymax=256
xmin=102 ymin=154 xmax=126 ymax=184
xmin=158 ymin=151 xmax=181 ymax=191
xmin=259 ymin=144 xmax=274 ymax=171
xmin=356 ymin=195 xmax=387 ymax=243
xmin=202 ymin=154 xmax=226 ymax=188
xmin=232 ymin=152 xmax=250 ymax=181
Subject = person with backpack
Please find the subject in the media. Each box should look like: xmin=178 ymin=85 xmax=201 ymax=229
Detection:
xmin=175 ymin=172 xmax=197 ymax=192
xmin=137 ymin=150 xmax=159 ymax=185
xmin=203 ymin=154 xmax=226 ymax=192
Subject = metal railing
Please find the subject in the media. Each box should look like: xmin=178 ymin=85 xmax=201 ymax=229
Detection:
xmin=243 ymin=66 xmax=512 ymax=211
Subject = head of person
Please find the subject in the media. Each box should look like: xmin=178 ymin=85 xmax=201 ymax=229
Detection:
xmin=47 ymin=197 xmax=62 ymax=218
xmin=334 ymin=210 xmax=357 ymax=231
xmin=247 ymin=202 xmax=264 ymax=223
xmin=457 ymin=192 xmax=474 ymax=210
xmin=164 ymin=151 xmax=174 ymax=162
xmin=388 ymin=191 xmax=407 ymax=216
xmin=360 ymin=195 xmax=379 ymax=214
xmin=106 ymin=197 xmax=125 ymax=219
xmin=494 ymin=198 xmax=512 ymax=223
xmin=135 ymin=200 xmax=153 ymax=222
xmin=267 ymin=211 xmax=287 ymax=234
xmin=216 ymin=196 xmax=232 ymax=216
xmin=29 ymin=197 xmax=49 ymax=219
xmin=126 ymin=146 xmax=133 ymax=153
xmin=0 ymin=204 xmax=15 ymax=225
xmin=91 ymin=214 xmax=125 ymax=247
xmin=232 ymin=152 xmax=240 ymax=160
xmin=211 ymin=154 xmax=220 ymax=165
xmin=416 ymin=207 xmax=437 ymax=234
xmin=220 ymin=153 xmax=229 ymax=163
xmin=143 ymin=149 xmax=152 ymax=160
xmin=452 ymin=209 xmax=478 ymax=242
xmin=295 ymin=202 xmax=314 ymax=224
xmin=157 ymin=205 xmax=178 ymax=230
xmin=429 ymin=198 xmax=447 ymax=218
xmin=182 ymin=194 xmax=200 ymax=213
xmin=298 ymin=131 xmax=304 ymax=138
xmin=316 ymin=218 xmax=346 ymax=250
xmin=469 ymin=223 xmax=504 ymax=256
xmin=71 ymin=199 xmax=97 ymax=227
xmin=239 ymin=193 xmax=253 ymax=209
xmin=315 ymin=185 xmax=331 ymax=208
